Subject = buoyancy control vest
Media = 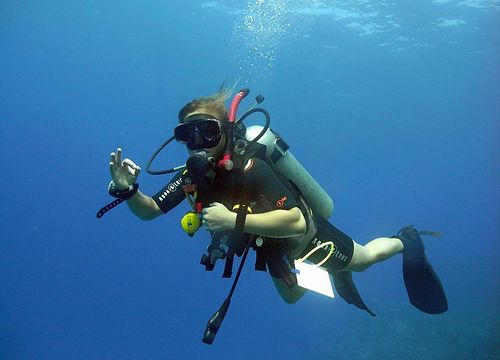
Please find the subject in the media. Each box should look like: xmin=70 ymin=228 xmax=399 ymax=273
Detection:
xmin=199 ymin=137 xmax=319 ymax=288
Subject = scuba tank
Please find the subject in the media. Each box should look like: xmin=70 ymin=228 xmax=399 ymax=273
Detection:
xmin=245 ymin=125 xmax=334 ymax=219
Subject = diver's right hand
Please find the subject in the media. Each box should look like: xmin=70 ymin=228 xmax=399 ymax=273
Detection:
xmin=109 ymin=148 xmax=141 ymax=190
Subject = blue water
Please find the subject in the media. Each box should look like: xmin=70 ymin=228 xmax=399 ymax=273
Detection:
xmin=1 ymin=1 xmax=499 ymax=359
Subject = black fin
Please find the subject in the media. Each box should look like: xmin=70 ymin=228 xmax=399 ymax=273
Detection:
xmin=398 ymin=226 xmax=448 ymax=314
xmin=332 ymin=271 xmax=376 ymax=316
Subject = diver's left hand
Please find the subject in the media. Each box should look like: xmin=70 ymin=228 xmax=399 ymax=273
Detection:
xmin=201 ymin=202 xmax=237 ymax=232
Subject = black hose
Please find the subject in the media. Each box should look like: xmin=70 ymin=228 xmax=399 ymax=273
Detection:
xmin=146 ymin=135 xmax=184 ymax=175
xmin=235 ymin=107 xmax=271 ymax=152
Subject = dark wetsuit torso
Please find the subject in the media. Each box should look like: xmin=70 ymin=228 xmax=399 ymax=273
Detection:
xmin=151 ymin=157 xmax=354 ymax=279
xmin=152 ymin=157 xmax=300 ymax=214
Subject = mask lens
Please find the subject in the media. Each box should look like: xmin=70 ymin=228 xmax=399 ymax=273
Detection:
xmin=197 ymin=120 xmax=221 ymax=141
xmin=174 ymin=122 xmax=195 ymax=143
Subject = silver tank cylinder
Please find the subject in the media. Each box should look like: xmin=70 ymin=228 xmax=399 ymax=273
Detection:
xmin=245 ymin=125 xmax=334 ymax=219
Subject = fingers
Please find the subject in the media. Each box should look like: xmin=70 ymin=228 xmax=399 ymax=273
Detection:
xmin=201 ymin=207 xmax=211 ymax=224
xmin=201 ymin=204 xmax=216 ymax=217
xmin=116 ymin=148 xmax=122 ymax=165
xmin=109 ymin=160 xmax=115 ymax=178
xmin=122 ymin=159 xmax=141 ymax=176
xmin=201 ymin=203 xmax=221 ymax=229
xmin=109 ymin=148 xmax=141 ymax=176
xmin=109 ymin=148 xmax=122 ymax=174
xmin=202 ymin=203 xmax=224 ymax=218
xmin=201 ymin=217 xmax=217 ymax=231
xmin=201 ymin=206 xmax=227 ymax=231
xmin=109 ymin=149 xmax=118 ymax=177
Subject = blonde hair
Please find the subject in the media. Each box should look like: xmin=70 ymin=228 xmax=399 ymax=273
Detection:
xmin=178 ymin=83 xmax=235 ymax=123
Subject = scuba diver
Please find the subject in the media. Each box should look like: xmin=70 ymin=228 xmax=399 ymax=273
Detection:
xmin=99 ymin=86 xmax=447 ymax=344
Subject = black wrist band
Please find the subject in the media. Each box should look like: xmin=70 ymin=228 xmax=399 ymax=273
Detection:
xmin=109 ymin=182 xmax=139 ymax=200
xmin=235 ymin=204 xmax=248 ymax=233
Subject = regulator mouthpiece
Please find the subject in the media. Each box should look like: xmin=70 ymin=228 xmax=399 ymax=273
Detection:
xmin=186 ymin=151 xmax=215 ymax=176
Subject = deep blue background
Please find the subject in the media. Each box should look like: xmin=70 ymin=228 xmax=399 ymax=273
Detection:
xmin=1 ymin=1 xmax=499 ymax=359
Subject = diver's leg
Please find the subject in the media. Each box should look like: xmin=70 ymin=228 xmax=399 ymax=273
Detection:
xmin=307 ymin=218 xmax=376 ymax=314
xmin=271 ymin=276 xmax=307 ymax=304
xmin=344 ymin=237 xmax=404 ymax=272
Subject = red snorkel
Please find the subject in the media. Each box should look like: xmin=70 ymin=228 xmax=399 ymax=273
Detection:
xmin=218 ymin=88 xmax=250 ymax=171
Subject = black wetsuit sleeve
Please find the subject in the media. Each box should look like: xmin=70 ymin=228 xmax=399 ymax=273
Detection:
xmin=152 ymin=170 xmax=187 ymax=214
xmin=243 ymin=158 xmax=299 ymax=212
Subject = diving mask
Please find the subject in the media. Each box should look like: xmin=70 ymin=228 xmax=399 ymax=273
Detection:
xmin=174 ymin=115 xmax=222 ymax=150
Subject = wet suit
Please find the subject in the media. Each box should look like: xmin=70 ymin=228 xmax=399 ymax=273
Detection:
xmin=152 ymin=157 xmax=374 ymax=316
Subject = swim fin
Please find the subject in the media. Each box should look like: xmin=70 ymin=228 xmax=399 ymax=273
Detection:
xmin=397 ymin=225 xmax=448 ymax=314
xmin=332 ymin=270 xmax=376 ymax=316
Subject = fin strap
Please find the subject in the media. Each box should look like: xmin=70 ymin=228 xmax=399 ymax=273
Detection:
xmin=418 ymin=230 xmax=441 ymax=237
